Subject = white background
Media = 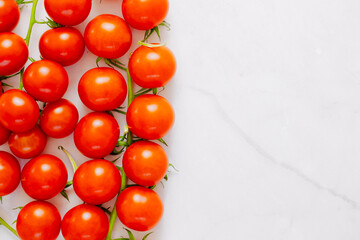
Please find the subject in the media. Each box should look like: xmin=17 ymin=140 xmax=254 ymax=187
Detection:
xmin=2 ymin=0 xmax=360 ymax=239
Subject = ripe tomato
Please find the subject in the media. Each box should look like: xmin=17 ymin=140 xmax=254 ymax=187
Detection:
xmin=21 ymin=154 xmax=68 ymax=200
xmin=122 ymin=0 xmax=169 ymax=30
xmin=84 ymin=14 xmax=132 ymax=59
xmin=44 ymin=0 xmax=91 ymax=26
xmin=39 ymin=27 xmax=85 ymax=66
xmin=123 ymin=141 xmax=168 ymax=186
xmin=0 ymin=151 xmax=20 ymax=196
xmin=127 ymin=94 xmax=174 ymax=139
xmin=40 ymin=99 xmax=79 ymax=138
xmin=78 ymin=67 xmax=127 ymax=111
xmin=73 ymin=159 xmax=121 ymax=205
xmin=0 ymin=123 xmax=10 ymax=146
xmin=16 ymin=201 xmax=61 ymax=240
xmin=0 ymin=0 xmax=20 ymax=32
xmin=61 ymin=204 xmax=109 ymax=240
xmin=116 ymin=186 xmax=163 ymax=231
xmin=23 ymin=60 xmax=69 ymax=102
xmin=0 ymin=32 xmax=28 ymax=76
xmin=8 ymin=125 xmax=47 ymax=159
xmin=129 ymin=45 xmax=176 ymax=88
xmin=74 ymin=112 xmax=120 ymax=158
xmin=0 ymin=89 xmax=39 ymax=133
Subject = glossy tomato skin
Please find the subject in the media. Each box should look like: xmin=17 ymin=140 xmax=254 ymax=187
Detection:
xmin=0 ymin=89 xmax=40 ymax=133
xmin=0 ymin=151 xmax=20 ymax=196
xmin=44 ymin=0 xmax=91 ymax=26
xmin=61 ymin=204 xmax=109 ymax=240
xmin=84 ymin=14 xmax=132 ymax=59
xmin=23 ymin=60 xmax=69 ymax=102
xmin=123 ymin=141 xmax=168 ymax=186
xmin=40 ymin=99 xmax=79 ymax=138
xmin=116 ymin=186 xmax=163 ymax=231
xmin=127 ymin=94 xmax=174 ymax=140
xmin=0 ymin=32 xmax=28 ymax=76
xmin=39 ymin=27 xmax=85 ymax=66
xmin=17 ymin=201 xmax=61 ymax=240
xmin=78 ymin=67 xmax=127 ymax=111
xmin=0 ymin=0 xmax=20 ymax=32
xmin=129 ymin=45 xmax=176 ymax=88
xmin=122 ymin=0 xmax=169 ymax=30
xmin=21 ymin=154 xmax=68 ymax=200
xmin=74 ymin=112 xmax=120 ymax=158
xmin=0 ymin=123 xmax=10 ymax=146
xmin=73 ymin=159 xmax=121 ymax=205
xmin=8 ymin=125 xmax=47 ymax=159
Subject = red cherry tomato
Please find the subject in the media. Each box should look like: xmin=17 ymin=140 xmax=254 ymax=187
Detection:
xmin=73 ymin=159 xmax=121 ymax=205
xmin=122 ymin=0 xmax=168 ymax=30
xmin=0 ymin=151 xmax=20 ymax=196
xmin=78 ymin=67 xmax=127 ymax=111
xmin=16 ymin=201 xmax=61 ymax=240
xmin=23 ymin=60 xmax=69 ymax=102
xmin=74 ymin=112 xmax=120 ymax=158
xmin=8 ymin=125 xmax=47 ymax=159
xmin=116 ymin=186 xmax=163 ymax=231
xmin=123 ymin=141 xmax=168 ymax=186
xmin=0 ymin=123 xmax=10 ymax=146
xmin=0 ymin=32 xmax=28 ymax=76
xmin=127 ymin=94 xmax=174 ymax=140
xmin=44 ymin=0 xmax=91 ymax=26
xmin=0 ymin=89 xmax=39 ymax=133
xmin=84 ymin=14 xmax=132 ymax=59
xmin=129 ymin=45 xmax=176 ymax=88
xmin=21 ymin=154 xmax=68 ymax=200
xmin=0 ymin=0 xmax=20 ymax=32
xmin=39 ymin=27 xmax=85 ymax=66
xmin=61 ymin=204 xmax=109 ymax=240
xmin=40 ymin=99 xmax=79 ymax=138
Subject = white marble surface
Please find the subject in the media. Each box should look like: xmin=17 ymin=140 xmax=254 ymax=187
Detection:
xmin=2 ymin=0 xmax=360 ymax=239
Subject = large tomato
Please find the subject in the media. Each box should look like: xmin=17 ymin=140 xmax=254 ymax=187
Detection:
xmin=0 ymin=89 xmax=39 ymax=133
xmin=74 ymin=112 xmax=120 ymax=158
xmin=78 ymin=67 xmax=127 ymax=111
xmin=116 ymin=186 xmax=163 ymax=231
xmin=0 ymin=32 xmax=28 ymax=76
xmin=39 ymin=27 xmax=85 ymax=66
xmin=23 ymin=60 xmax=69 ymax=102
xmin=16 ymin=201 xmax=61 ymax=240
xmin=0 ymin=0 xmax=20 ymax=32
xmin=44 ymin=0 xmax=91 ymax=26
xmin=40 ymin=99 xmax=79 ymax=138
xmin=0 ymin=151 xmax=20 ymax=196
xmin=127 ymin=94 xmax=174 ymax=139
xmin=84 ymin=14 xmax=132 ymax=59
xmin=21 ymin=154 xmax=68 ymax=200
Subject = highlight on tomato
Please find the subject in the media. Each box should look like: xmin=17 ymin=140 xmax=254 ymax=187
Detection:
xmin=0 ymin=0 xmax=20 ymax=33
xmin=0 ymin=151 xmax=20 ymax=197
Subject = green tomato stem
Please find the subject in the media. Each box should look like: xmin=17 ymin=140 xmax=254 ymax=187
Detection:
xmin=0 ymin=216 xmax=18 ymax=238
xmin=58 ymin=146 xmax=78 ymax=172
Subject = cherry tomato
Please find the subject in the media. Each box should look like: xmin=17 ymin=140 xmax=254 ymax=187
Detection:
xmin=0 ymin=0 xmax=20 ymax=32
xmin=21 ymin=154 xmax=68 ymax=200
xmin=0 ymin=32 xmax=28 ymax=76
xmin=122 ymin=0 xmax=168 ymax=30
xmin=74 ymin=112 xmax=120 ymax=158
xmin=44 ymin=0 xmax=91 ymax=26
xmin=123 ymin=141 xmax=168 ymax=186
xmin=0 ymin=123 xmax=10 ymax=146
xmin=129 ymin=45 xmax=176 ymax=88
xmin=23 ymin=60 xmax=69 ymax=102
xmin=73 ymin=159 xmax=121 ymax=205
xmin=16 ymin=201 xmax=61 ymax=240
xmin=0 ymin=89 xmax=39 ymax=133
xmin=39 ymin=27 xmax=85 ymax=66
xmin=116 ymin=186 xmax=163 ymax=231
xmin=84 ymin=14 xmax=132 ymax=59
xmin=40 ymin=99 xmax=79 ymax=138
xmin=78 ymin=67 xmax=127 ymax=111
xmin=61 ymin=204 xmax=109 ymax=240
xmin=8 ymin=125 xmax=47 ymax=159
xmin=127 ymin=94 xmax=174 ymax=139
xmin=0 ymin=151 xmax=20 ymax=196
